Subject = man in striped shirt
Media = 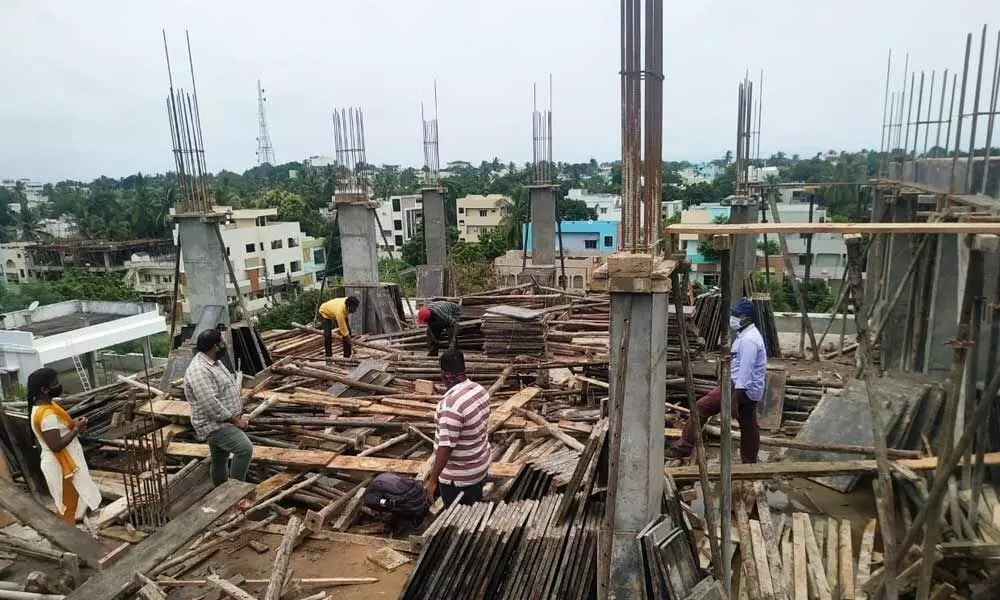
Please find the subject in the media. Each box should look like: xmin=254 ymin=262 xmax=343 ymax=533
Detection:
xmin=423 ymin=349 xmax=491 ymax=507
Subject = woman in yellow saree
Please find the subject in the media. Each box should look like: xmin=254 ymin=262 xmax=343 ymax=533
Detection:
xmin=27 ymin=367 xmax=101 ymax=523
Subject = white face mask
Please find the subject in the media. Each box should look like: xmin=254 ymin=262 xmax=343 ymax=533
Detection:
xmin=729 ymin=315 xmax=742 ymax=330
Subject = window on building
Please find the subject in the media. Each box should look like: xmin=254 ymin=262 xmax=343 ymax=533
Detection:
xmin=271 ymin=239 xmax=283 ymax=250
xmin=19 ymin=269 xmax=24 ymax=278
xmin=818 ymin=216 xmax=825 ymax=223
xmin=273 ymin=263 xmax=286 ymax=274
xmin=288 ymin=237 xmax=298 ymax=248
xmin=256 ymin=216 xmax=267 ymax=227
xmin=458 ymin=207 xmax=465 ymax=214
xmin=573 ymin=275 xmax=584 ymax=288
xmin=703 ymin=273 xmax=720 ymax=287
xmin=603 ymin=236 xmax=613 ymax=247
xmin=290 ymin=260 xmax=301 ymax=272
xmin=558 ymin=275 xmax=567 ymax=288
xmin=259 ymin=243 xmax=264 ymax=251
xmin=584 ymin=239 xmax=598 ymax=249
xmin=391 ymin=197 xmax=401 ymax=211
xmin=798 ymin=255 xmax=811 ymax=266
xmin=459 ymin=220 xmax=465 ymax=225
xmin=393 ymin=219 xmax=403 ymax=231
xmin=245 ymin=243 xmax=256 ymax=253
xmin=600 ymin=208 xmax=608 ymax=214
xmin=395 ymin=235 xmax=404 ymax=247
xmin=479 ymin=210 xmax=488 ymax=217
xmin=313 ymin=248 xmax=326 ymax=264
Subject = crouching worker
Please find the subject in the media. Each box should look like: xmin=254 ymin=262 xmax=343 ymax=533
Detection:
xmin=423 ymin=349 xmax=491 ymax=507
xmin=318 ymin=295 xmax=359 ymax=359
xmin=362 ymin=473 xmax=429 ymax=532
xmin=666 ymin=298 xmax=766 ymax=464
xmin=28 ymin=367 xmax=102 ymax=523
xmin=416 ymin=300 xmax=461 ymax=357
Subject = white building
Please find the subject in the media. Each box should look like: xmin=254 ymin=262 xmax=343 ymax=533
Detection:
xmin=1 ymin=242 xmax=34 ymax=284
xmin=374 ymin=194 xmax=422 ymax=256
xmin=128 ymin=206 xmax=323 ymax=318
xmin=457 ymin=194 xmax=509 ymax=243
xmin=41 ymin=216 xmax=78 ymax=239
xmin=305 ymin=155 xmax=337 ymax=168
xmin=567 ymin=189 xmax=621 ymax=221
xmin=748 ymin=166 xmax=780 ymax=183
xmin=1 ymin=178 xmax=45 ymax=205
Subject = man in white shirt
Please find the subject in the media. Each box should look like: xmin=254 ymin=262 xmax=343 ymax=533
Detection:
xmin=667 ymin=299 xmax=767 ymax=463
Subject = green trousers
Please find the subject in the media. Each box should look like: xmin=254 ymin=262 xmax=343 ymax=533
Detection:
xmin=207 ymin=424 xmax=254 ymax=487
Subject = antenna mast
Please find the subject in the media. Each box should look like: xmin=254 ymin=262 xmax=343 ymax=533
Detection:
xmin=256 ymin=80 xmax=276 ymax=165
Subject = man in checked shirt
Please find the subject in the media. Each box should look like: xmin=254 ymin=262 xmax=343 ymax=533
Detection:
xmin=184 ymin=329 xmax=254 ymax=494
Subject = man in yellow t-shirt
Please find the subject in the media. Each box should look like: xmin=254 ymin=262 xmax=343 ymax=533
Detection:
xmin=318 ymin=296 xmax=360 ymax=358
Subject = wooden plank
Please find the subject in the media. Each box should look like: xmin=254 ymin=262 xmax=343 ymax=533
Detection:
xmin=825 ymin=517 xmax=838 ymax=595
xmin=735 ymin=499 xmax=761 ymax=600
xmin=854 ymin=519 xmax=876 ymax=600
xmin=839 ymin=520 xmax=855 ymax=600
xmin=489 ymin=387 xmax=541 ymax=432
xmin=264 ymin=515 xmax=300 ymax=600
xmin=258 ymin=524 xmax=413 ymax=552
xmin=750 ymin=520 xmax=776 ymax=600
xmin=753 ymin=482 xmax=787 ymax=600
xmin=253 ymin=471 xmax=299 ymax=501
xmin=792 ymin=514 xmax=808 ymax=600
xmin=67 ymin=480 xmax=255 ymax=600
xmin=0 ymin=476 xmax=105 ymax=568
xmin=758 ymin=370 xmax=787 ymax=431
xmin=134 ymin=399 xmax=194 ymax=419
xmin=665 ymin=452 xmax=1000 ymax=480
xmin=781 ymin=534 xmax=794 ymax=599
xmin=206 ymin=574 xmax=259 ymax=600
xmin=801 ymin=514 xmax=832 ymax=600
xmin=666 ymin=221 xmax=1000 ymax=234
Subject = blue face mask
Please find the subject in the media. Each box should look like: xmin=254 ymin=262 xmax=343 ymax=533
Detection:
xmin=217 ymin=344 xmax=228 ymax=359
xmin=729 ymin=315 xmax=742 ymax=330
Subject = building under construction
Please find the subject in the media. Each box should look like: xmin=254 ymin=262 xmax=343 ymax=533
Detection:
xmin=3 ymin=10 xmax=1000 ymax=600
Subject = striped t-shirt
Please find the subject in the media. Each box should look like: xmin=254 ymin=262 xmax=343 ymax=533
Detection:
xmin=435 ymin=378 xmax=491 ymax=486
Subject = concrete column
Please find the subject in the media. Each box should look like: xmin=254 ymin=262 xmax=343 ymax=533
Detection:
xmin=175 ymin=216 xmax=230 ymax=328
xmin=417 ymin=187 xmax=447 ymax=297
xmin=728 ymin=197 xmax=758 ymax=299
xmin=529 ymin=186 xmax=556 ymax=267
xmin=335 ymin=197 xmax=382 ymax=334
xmin=604 ymin=290 xmax=668 ymax=598
xmin=881 ymin=195 xmax=917 ymax=369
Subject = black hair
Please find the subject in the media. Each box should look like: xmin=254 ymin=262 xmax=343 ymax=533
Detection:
xmin=26 ymin=367 xmax=59 ymax=407
xmin=440 ymin=349 xmax=466 ymax=374
xmin=345 ymin=296 xmax=360 ymax=311
xmin=196 ymin=328 xmax=223 ymax=353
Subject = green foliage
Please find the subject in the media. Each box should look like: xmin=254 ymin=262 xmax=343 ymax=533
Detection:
xmin=786 ymin=278 xmax=835 ymax=313
xmin=0 ymin=269 xmax=139 ymax=312
xmin=695 ymin=215 xmax=730 ymax=261
xmin=399 ymin=226 xmax=460 ymax=267
xmin=256 ymin=289 xmax=332 ymax=331
xmin=753 ymin=273 xmax=789 ymax=311
xmin=757 ymin=239 xmax=780 ymax=256
xmin=379 ymin=258 xmax=416 ymax=297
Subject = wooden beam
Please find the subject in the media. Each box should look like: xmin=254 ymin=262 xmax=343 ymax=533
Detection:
xmin=66 ymin=480 xmax=255 ymax=600
xmin=666 ymin=222 xmax=1000 ymax=234
xmin=0 ymin=477 xmax=105 ymax=568
xmin=163 ymin=441 xmax=523 ymax=478
xmin=488 ymin=387 xmax=540 ymax=432
xmin=664 ymin=452 xmax=1000 ymax=480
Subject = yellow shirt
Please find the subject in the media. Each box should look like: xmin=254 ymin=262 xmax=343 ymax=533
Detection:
xmin=318 ymin=298 xmax=350 ymax=336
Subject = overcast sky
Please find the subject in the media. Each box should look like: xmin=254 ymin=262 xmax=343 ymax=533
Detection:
xmin=1 ymin=0 xmax=997 ymax=182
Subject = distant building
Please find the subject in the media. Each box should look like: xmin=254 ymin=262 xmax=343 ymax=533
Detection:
xmin=0 ymin=178 xmax=45 ymax=205
xmin=661 ymin=199 xmax=683 ymax=221
xmin=522 ymin=220 xmax=620 ymax=253
xmin=40 ymin=216 xmax=78 ymax=239
xmin=126 ymin=206 xmax=321 ymax=319
xmin=676 ymin=200 xmax=846 ymax=286
xmin=457 ymin=194 xmax=509 ymax=243
xmin=27 ymin=238 xmax=175 ymax=281
xmin=566 ymin=189 xmax=621 ymax=221
xmin=1 ymin=242 xmax=35 ymax=284
xmin=494 ymin=250 xmax=605 ymax=292
xmin=748 ymin=166 xmax=780 ymax=183
xmin=678 ymin=164 xmax=719 ymax=185
xmin=374 ymin=194 xmax=422 ymax=256
xmin=304 ymin=155 xmax=337 ymax=168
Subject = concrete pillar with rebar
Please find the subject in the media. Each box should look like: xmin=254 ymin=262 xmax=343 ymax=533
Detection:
xmin=417 ymin=186 xmax=448 ymax=296
xmin=522 ymin=184 xmax=557 ymax=286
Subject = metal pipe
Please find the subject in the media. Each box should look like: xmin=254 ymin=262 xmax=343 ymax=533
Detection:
xmin=950 ymin=34 xmax=974 ymax=196
xmin=879 ymin=50 xmax=893 ymax=176
xmin=965 ymin=25 xmax=989 ymax=194
xmin=903 ymin=73 xmax=916 ymax=155
xmin=979 ymin=30 xmax=1000 ymax=195
xmin=923 ymin=70 xmax=935 ymax=155
xmin=895 ymin=53 xmax=909 ymax=152
xmin=936 ymin=69 xmax=949 ymax=152
xmin=913 ymin=71 xmax=925 ymax=157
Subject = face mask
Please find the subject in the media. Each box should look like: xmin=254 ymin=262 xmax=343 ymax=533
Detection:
xmin=217 ymin=345 xmax=228 ymax=359
xmin=729 ymin=316 xmax=742 ymax=330
xmin=47 ymin=384 xmax=63 ymax=398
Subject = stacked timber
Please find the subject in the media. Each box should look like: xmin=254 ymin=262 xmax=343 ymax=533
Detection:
xmin=400 ymin=494 xmax=601 ymax=599
xmin=751 ymin=293 xmax=782 ymax=358
xmin=482 ymin=305 xmax=554 ymax=359
xmin=693 ymin=291 xmax=725 ymax=352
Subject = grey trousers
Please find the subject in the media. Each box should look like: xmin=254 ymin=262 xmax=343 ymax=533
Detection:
xmin=207 ymin=424 xmax=254 ymax=486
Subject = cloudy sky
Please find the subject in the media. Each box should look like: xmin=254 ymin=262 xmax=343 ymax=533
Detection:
xmin=1 ymin=0 xmax=996 ymax=182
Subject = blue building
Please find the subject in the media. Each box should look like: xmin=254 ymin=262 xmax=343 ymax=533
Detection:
xmin=522 ymin=220 xmax=620 ymax=253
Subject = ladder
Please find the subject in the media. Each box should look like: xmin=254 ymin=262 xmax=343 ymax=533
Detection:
xmin=72 ymin=354 xmax=92 ymax=393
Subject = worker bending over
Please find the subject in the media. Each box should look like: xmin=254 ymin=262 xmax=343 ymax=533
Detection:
xmin=318 ymin=296 xmax=360 ymax=358
xmin=416 ymin=300 xmax=461 ymax=357
xmin=666 ymin=299 xmax=767 ymax=464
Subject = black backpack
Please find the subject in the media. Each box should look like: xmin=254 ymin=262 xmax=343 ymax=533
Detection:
xmin=363 ymin=473 xmax=429 ymax=523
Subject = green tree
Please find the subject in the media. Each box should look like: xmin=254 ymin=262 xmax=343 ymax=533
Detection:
xmin=696 ymin=215 xmax=729 ymax=261
xmin=757 ymin=239 xmax=780 ymax=256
